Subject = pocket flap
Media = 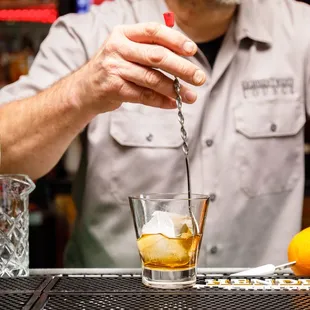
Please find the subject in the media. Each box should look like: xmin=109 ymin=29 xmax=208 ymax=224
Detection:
xmin=110 ymin=110 xmax=183 ymax=148
xmin=234 ymin=99 xmax=305 ymax=138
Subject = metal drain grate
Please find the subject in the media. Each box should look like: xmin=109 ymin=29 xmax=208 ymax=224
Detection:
xmin=0 ymin=276 xmax=46 ymax=292
xmin=51 ymin=276 xmax=217 ymax=293
xmin=52 ymin=276 xmax=143 ymax=292
xmin=0 ymin=294 xmax=32 ymax=310
xmin=41 ymin=293 xmax=310 ymax=310
xmin=51 ymin=275 xmax=308 ymax=293
xmin=0 ymin=273 xmax=308 ymax=310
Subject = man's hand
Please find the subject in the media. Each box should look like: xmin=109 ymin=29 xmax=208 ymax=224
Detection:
xmin=73 ymin=22 xmax=207 ymax=114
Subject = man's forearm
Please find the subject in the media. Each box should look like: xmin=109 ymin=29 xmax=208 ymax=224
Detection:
xmin=0 ymin=21 xmax=206 ymax=180
xmin=0 ymin=72 xmax=94 ymax=179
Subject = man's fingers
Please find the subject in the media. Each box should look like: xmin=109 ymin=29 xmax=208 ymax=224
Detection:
xmin=119 ymin=63 xmax=197 ymax=104
xmin=121 ymin=23 xmax=197 ymax=56
xmin=120 ymin=42 xmax=206 ymax=86
xmin=118 ymin=81 xmax=176 ymax=109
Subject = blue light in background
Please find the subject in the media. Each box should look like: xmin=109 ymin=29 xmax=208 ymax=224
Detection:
xmin=76 ymin=0 xmax=92 ymax=13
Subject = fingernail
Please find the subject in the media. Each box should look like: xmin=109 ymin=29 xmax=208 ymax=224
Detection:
xmin=193 ymin=70 xmax=206 ymax=85
xmin=183 ymin=41 xmax=196 ymax=53
xmin=184 ymin=90 xmax=197 ymax=103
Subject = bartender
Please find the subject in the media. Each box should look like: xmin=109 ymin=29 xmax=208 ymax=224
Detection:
xmin=0 ymin=0 xmax=308 ymax=269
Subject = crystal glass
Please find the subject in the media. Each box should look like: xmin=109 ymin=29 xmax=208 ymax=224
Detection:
xmin=129 ymin=193 xmax=209 ymax=289
xmin=0 ymin=175 xmax=35 ymax=277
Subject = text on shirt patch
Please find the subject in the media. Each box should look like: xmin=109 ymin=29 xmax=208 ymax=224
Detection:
xmin=242 ymin=78 xmax=294 ymax=98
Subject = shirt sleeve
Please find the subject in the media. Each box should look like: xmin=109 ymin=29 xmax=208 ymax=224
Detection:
xmin=0 ymin=14 xmax=90 ymax=105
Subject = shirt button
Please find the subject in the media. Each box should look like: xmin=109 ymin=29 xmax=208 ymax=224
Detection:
xmin=206 ymin=139 xmax=213 ymax=147
xmin=210 ymin=246 xmax=218 ymax=254
xmin=146 ymin=134 xmax=153 ymax=142
xmin=270 ymin=123 xmax=277 ymax=132
xmin=210 ymin=193 xmax=216 ymax=202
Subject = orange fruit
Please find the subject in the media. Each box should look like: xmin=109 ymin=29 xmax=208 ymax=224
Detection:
xmin=287 ymin=227 xmax=310 ymax=276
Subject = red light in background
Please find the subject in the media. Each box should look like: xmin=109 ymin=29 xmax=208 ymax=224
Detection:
xmin=0 ymin=5 xmax=58 ymax=24
xmin=0 ymin=1 xmax=114 ymax=24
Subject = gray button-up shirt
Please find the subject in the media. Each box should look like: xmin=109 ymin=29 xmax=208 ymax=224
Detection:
xmin=1 ymin=0 xmax=310 ymax=268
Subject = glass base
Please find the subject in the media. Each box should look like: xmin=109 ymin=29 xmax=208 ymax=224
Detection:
xmin=0 ymin=260 xmax=29 ymax=277
xmin=142 ymin=267 xmax=196 ymax=289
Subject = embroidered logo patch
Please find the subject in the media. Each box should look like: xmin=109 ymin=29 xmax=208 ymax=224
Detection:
xmin=242 ymin=78 xmax=294 ymax=98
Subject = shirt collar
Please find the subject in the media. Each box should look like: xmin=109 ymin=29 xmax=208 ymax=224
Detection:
xmin=235 ymin=0 xmax=274 ymax=46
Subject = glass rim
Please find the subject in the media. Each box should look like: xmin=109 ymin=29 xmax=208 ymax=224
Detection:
xmin=128 ymin=192 xmax=210 ymax=201
xmin=0 ymin=174 xmax=36 ymax=194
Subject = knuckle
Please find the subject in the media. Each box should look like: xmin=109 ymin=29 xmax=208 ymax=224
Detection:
xmin=147 ymin=46 xmax=166 ymax=64
xmin=179 ymin=62 xmax=191 ymax=77
xmin=105 ymin=36 xmax=131 ymax=59
xmin=144 ymin=70 xmax=162 ymax=88
xmin=115 ymin=80 xmax=126 ymax=94
xmin=103 ymin=58 xmax=125 ymax=80
xmin=144 ymin=22 xmax=162 ymax=37
xmin=118 ymin=43 xmax=132 ymax=59
xmin=108 ymin=78 xmax=124 ymax=94
xmin=140 ymin=89 xmax=156 ymax=102
xmin=105 ymin=28 xmax=127 ymax=53
xmin=104 ymin=57 xmax=119 ymax=71
xmin=105 ymin=38 xmax=122 ymax=54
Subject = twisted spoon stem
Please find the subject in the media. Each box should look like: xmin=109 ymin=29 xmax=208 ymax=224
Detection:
xmin=174 ymin=78 xmax=198 ymax=234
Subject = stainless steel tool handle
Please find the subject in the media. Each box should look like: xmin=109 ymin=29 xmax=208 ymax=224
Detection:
xmin=174 ymin=78 xmax=189 ymax=157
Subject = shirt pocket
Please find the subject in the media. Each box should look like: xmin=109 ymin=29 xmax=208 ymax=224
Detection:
xmin=234 ymin=98 xmax=305 ymax=197
xmin=109 ymin=109 xmax=184 ymax=203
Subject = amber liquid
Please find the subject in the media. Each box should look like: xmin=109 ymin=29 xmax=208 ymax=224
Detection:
xmin=137 ymin=233 xmax=201 ymax=271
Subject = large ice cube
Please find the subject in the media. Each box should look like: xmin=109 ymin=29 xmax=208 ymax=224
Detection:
xmin=142 ymin=211 xmax=193 ymax=238
xmin=137 ymin=234 xmax=192 ymax=267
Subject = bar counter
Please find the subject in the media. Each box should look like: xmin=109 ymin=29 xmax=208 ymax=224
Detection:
xmin=0 ymin=268 xmax=309 ymax=309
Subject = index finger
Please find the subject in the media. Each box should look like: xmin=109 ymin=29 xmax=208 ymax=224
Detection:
xmin=121 ymin=22 xmax=198 ymax=56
